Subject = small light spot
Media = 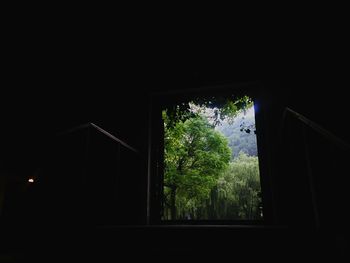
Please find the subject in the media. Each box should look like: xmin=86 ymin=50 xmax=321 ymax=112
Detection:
xmin=28 ymin=178 xmax=34 ymax=183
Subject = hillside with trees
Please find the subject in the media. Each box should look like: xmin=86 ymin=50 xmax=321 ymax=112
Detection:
xmin=216 ymin=107 xmax=258 ymax=158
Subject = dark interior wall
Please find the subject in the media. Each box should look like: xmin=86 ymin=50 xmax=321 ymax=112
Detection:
xmin=2 ymin=76 xmax=348 ymax=223
xmin=1 ymin=74 xmax=349 ymax=260
xmin=1 ymin=38 xmax=349 ymax=258
xmin=1 ymin=15 xmax=349 ymax=260
xmin=283 ymin=80 xmax=350 ymax=230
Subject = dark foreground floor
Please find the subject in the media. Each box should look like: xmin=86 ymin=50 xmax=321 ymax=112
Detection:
xmin=1 ymin=225 xmax=348 ymax=262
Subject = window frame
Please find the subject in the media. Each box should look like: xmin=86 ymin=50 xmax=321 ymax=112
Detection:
xmin=147 ymin=82 xmax=274 ymax=225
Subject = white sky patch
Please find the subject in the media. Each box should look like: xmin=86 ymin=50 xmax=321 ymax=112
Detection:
xmin=189 ymin=103 xmax=223 ymax=125
xmin=215 ymin=106 xmax=255 ymax=130
xmin=189 ymin=102 xmax=255 ymax=128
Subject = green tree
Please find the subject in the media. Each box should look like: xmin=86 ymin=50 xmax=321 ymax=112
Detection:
xmin=163 ymin=113 xmax=231 ymax=220
xmin=215 ymin=152 xmax=262 ymax=220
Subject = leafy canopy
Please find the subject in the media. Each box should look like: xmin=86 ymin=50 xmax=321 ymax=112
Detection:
xmin=163 ymin=113 xmax=231 ymax=214
xmin=166 ymin=95 xmax=253 ymax=128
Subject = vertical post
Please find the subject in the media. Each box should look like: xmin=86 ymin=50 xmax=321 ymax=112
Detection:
xmin=81 ymin=124 xmax=91 ymax=222
xmin=0 ymin=174 xmax=6 ymax=218
xmin=84 ymin=124 xmax=91 ymax=181
xmin=147 ymin=95 xmax=153 ymax=225
xmin=158 ymin=114 xmax=165 ymax=221
xmin=302 ymin=126 xmax=320 ymax=228
xmin=255 ymin=98 xmax=277 ymax=224
xmin=115 ymin=142 xmax=121 ymax=223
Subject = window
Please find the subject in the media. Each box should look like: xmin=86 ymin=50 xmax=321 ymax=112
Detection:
xmin=148 ymin=84 xmax=270 ymax=224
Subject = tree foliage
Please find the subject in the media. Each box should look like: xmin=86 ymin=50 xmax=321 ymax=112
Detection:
xmin=163 ymin=113 xmax=231 ymax=219
xmin=215 ymin=152 xmax=262 ymax=220
xmin=162 ymin=96 xmax=262 ymax=221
